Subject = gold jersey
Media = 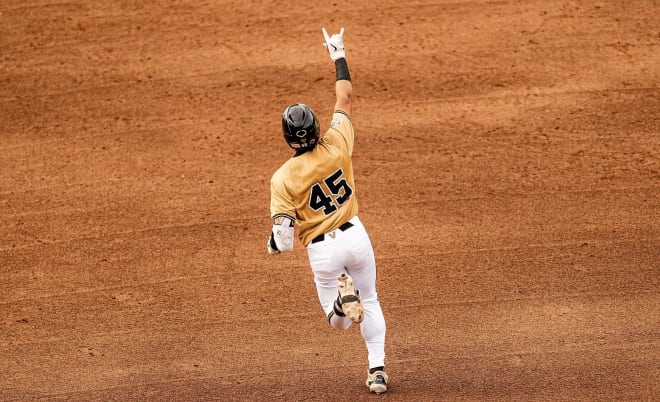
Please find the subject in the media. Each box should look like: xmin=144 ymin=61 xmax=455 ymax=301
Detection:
xmin=270 ymin=111 xmax=358 ymax=246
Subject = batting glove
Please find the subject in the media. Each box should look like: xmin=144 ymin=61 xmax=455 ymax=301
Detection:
xmin=266 ymin=236 xmax=280 ymax=255
xmin=322 ymin=27 xmax=346 ymax=61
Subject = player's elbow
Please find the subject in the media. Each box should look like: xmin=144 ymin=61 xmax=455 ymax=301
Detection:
xmin=335 ymin=80 xmax=352 ymax=111
xmin=338 ymin=91 xmax=351 ymax=105
xmin=335 ymin=92 xmax=352 ymax=115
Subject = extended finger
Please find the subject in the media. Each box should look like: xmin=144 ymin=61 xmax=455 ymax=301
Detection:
xmin=322 ymin=27 xmax=330 ymax=42
xmin=339 ymin=27 xmax=344 ymax=37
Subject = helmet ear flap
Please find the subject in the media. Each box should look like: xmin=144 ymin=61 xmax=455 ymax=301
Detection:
xmin=282 ymin=104 xmax=320 ymax=151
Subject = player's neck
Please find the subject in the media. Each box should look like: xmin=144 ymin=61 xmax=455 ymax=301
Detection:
xmin=294 ymin=149 xmax=311 ymax=157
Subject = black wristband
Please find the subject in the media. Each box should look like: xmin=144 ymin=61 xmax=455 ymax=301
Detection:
xmin=335 ymin=58 xmax=351 ymax=82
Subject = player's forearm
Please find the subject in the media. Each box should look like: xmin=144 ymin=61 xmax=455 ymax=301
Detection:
xmin=334 ymin=58 xmax=352 ymax=115
xmin=335 ymin=80 xmax=352 ymax=110
xmin=267 ymin=215 xmax=295 ymax=254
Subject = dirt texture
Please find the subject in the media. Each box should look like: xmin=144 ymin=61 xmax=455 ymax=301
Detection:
xmin=1 ymin=1 xmax=659 ymax=401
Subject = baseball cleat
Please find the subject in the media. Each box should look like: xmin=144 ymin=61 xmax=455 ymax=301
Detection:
xmin=365 ymin=370 xmax=388 ymax=394
xmin=337 ymin=273 xmax=364 ymax=323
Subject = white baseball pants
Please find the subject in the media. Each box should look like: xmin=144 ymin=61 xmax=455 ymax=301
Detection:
xmin=306 ymin=216 xmax=386 ymax=369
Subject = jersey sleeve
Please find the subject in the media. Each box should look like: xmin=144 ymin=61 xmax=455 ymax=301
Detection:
xmin=323 ymin=111 xmax=355 ymax=156
xmin=270 ymin=167 xmax=296 ymax=220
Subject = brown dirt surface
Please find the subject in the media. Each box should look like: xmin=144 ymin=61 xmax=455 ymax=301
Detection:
xmin=1 ymin=1 xmax=659 ymax=401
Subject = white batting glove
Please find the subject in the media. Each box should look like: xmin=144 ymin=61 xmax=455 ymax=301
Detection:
xmin=322 ymin=27 xmax=346 ymax=61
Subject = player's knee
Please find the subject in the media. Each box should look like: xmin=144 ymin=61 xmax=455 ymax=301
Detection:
xmin=331 ymin=318 xmax=352 ymax=330
xmin=327 ymin=311 xmax=352 ymax=330
xmin=359 ymin=290 xmax=378 ymax=304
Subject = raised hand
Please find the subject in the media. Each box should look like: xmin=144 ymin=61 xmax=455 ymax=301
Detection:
xmin=322 ymin=27 xmax=346 ymax=61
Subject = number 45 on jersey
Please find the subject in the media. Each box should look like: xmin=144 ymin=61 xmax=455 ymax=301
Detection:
xmin=309 ymin=168 xmax=353 ymax=216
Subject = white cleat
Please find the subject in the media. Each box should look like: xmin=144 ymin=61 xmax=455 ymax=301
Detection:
xmin=366 ymin=370 xmax=388 ymax=394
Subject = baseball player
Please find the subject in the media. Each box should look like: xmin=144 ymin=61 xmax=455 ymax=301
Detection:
xmin=266 ymin=27 xmax=389 ymax=394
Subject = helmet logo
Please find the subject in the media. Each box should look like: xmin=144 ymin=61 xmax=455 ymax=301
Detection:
xmin=295 ymin=129 xmax=307 ymax=138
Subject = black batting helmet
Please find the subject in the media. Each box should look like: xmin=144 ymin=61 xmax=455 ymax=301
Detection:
xmin=282 ymin=103 xmax=320 ymax=151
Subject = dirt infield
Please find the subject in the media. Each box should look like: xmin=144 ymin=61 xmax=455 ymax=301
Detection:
xmin=1 ymin=1 xmax=658 ymax=400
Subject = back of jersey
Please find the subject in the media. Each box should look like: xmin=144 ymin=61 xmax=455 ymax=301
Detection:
xmin=270 ymin=112 xmax=357 ymax=246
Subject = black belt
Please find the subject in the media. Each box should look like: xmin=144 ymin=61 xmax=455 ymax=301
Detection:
xmin=311 ymin=221 xmax=354 ymax=244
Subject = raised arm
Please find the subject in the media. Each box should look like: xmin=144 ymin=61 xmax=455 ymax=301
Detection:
xmin=323 ymin=27 xmax=352 ymax=117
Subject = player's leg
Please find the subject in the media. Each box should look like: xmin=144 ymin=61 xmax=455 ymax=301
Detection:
xmin=307 ymin=242 xmax=353 ymax=330
xmin=340 ymin=217 xmax=387 ymax=371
